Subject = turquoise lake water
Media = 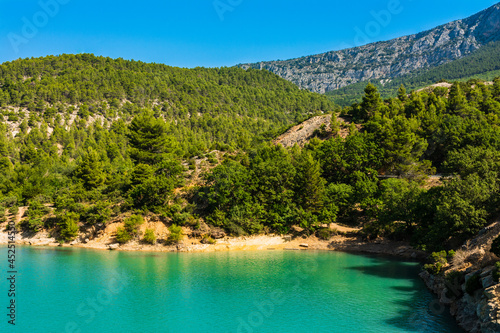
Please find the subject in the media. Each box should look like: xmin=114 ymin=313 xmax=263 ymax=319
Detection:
xmin=1 ymin=247 xmax=463 ymax=333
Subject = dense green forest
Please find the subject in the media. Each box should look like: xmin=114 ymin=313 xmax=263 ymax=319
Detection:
xmin=199 ymin=80 xmax=500 ymax=250
xmin=327 ymin=41 xmax=500 ymax=106
xmin=1 ymin=54 xmax=500 ymax=252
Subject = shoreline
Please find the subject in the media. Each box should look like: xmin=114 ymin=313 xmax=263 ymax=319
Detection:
xmin=0 ymin=230 xmax=428 ymax=260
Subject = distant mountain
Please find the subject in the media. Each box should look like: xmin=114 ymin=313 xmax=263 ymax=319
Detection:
xmin=327 ymin=40 xmax=500 ymax=106
xmin=239 ymin=3 xmax=500 ymax=94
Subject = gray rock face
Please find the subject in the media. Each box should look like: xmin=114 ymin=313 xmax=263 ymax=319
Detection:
xmin=239 ymin=4 xmax=500 ymax=93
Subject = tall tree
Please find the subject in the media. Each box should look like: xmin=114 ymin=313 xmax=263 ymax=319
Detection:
xmin=127 ymin=111 xmax=174 ymax=165
xmin=74 ymin=148 xmax=106 ymax=190
xmin=359 ymin=83 xmax=382 ymax=120
xmin=293 ymin=150 xmax=325 ymax=213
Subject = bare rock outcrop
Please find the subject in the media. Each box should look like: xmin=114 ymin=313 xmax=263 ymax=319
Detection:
xmin=240 ymin=4 xmax=500 ymax=93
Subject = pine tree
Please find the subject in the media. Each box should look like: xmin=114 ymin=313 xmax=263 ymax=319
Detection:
xmin=397 ymin=84 xmax=407 ymax=102
xmin=127 ymin=111 xmax=174 ymax=165
xmin=359 ymin=83 xmax=382 ymax=120
xmin=74 ymin=148 xmax=106 ymax=190
xmin=448 ymin=83 xmax=466 ymax=113
xmin=294 ymin=150 xmax=325 ymax=213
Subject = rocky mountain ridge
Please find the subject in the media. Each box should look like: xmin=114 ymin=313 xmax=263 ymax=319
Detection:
xmin=239 ymin=3 xmax=500 ymax=93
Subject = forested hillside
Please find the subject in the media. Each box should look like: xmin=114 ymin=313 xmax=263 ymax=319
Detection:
xmin=1 ymin=54 xmax=499 ymax=253
xmin=0 ymin=54 xmax=336 ymax=243
xmin=199 ymin=80 xmax=500 ymax=250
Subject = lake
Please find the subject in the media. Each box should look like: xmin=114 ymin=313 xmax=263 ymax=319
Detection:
xmin=1 ymin=247 xmax=463 ymax=332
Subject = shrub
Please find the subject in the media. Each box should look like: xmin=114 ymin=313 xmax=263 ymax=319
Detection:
xmin=115 ymin=215 xmax=144 ymax=244
xmin=22 ymin=199 xmax=50 ymax=232
xmin=115 ymin=227 xmax=132 ymax=244
xmin=124 ymin=215 xmax=143 ymax=235
xmin=424 ymin=262 xmax=444 ymax=275
xmin=452 ymin=248 xmax=482 ymax=269
xmin=430 ymin=251 xmax=448 ymax=265
xmin=447 ymin=250 xmax=456 ymax=260
xmin=8 ymin=206 xmax=19 ymax=216
xmin=465 ymin=273 xmax=482 ymax=295
xmin=143 ymin=228 xmax=156 ymax=245
xmin=1 ymin=196 xmax=18 ymax=208
xmin=493 ymin=262 xmax=500 ymax=283
xmin=491 ymin=235 xmax=500 ymax=257
xmin=57 ymin=212 xmax=80 ymax=242
xmin=168 ymin=224 xmax=183 ymax=244
xmin=200 ymin=235 xmax=216 ymax=244
xmin=317 ymin=228 xmax=333 ymax=240
xmin=424 ymin=251 xmax=449 ymax=275
xmin=26 ymin=218 xmax=44 ymax=231
xmin=83 ymin=201 xmax=112 ymax=225
xmin=0 ymin=206 xmax=5 ymax=223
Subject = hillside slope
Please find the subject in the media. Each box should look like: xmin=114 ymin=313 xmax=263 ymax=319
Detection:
xmin=0 ymin=54 xmax=336 ymax=154
xmin=239 ymin=3 xmax=500 ymax=94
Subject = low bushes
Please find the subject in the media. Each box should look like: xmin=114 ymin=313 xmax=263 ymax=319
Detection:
xmin=143 ymin=228 xmax=156 ymax=245
xmin=465 ymin=273 xmax=482 ymax=295
xmin=57 ymin=212 xmax=80 ymax=242
xmin=423 ymin=251 xmax=454 ymax=275
xmin=167 ymin=224 xmax=183 ymax=244
xmin=115 ymin=215 xmax=144 ymax=244
xmin=491 ymin=235 xmax=500 ymax=258
xmin=493 ymin=262 xmax=500 ymax=283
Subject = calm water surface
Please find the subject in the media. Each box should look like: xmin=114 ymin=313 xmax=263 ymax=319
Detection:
xmin=1 ymin=247 xmax=463 ymax=332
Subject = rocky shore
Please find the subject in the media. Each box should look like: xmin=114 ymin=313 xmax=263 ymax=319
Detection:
xmin=0 ymin=217 xmax=426 ymax=260
xmin=419 ymin=222 xmax=500 ymax=333
xmin=3 ymin=216 xmax=500 ymax=332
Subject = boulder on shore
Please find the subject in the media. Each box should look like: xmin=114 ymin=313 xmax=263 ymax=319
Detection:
xmin=108 ymin=243 xmax=119 ymax=250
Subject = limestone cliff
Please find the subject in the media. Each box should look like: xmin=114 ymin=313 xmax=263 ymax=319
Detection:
xmin=239 ymin=3 xmax=500 ymax=93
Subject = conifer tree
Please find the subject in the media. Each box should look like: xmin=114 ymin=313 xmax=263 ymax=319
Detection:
xmin=397 ymin=84 xmax=407 ymax=102
xmin=294 ymin=150 xmax=325 ymax=213
xmin=127 ymin=111 xmax=173 ymax=165
xmin=359 ymin=83 xmax=382 ymax=120
xmin=448 ymin=83 xmax=467 ymax=113
xmin=74 ymin=148 xmax=106 ymax=190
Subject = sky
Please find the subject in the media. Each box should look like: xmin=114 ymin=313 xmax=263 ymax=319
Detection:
xmin=0 ymin=0 xmax=499 ymax=68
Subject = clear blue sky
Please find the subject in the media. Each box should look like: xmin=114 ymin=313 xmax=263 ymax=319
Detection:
xmin=0 ymin=0 xmax=498 ymax=68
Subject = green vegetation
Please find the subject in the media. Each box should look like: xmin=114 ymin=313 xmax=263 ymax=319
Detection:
xmin=317 ymin=228 xmax=334 ymax=240
xmin=115 ymin=215 xmax=143 ymax=244
xmin=23 ymin=199 xmax=50 ymax=231
xmin=200 ymin=235 xmax=216 ymax=244
xmin=423 ymin=251 xmax=450 ymax=275
xmin=167 ymin=224 xmax=183 ymax=244
xmin=1 ymin=54 xmax=499 ymax=254
xmin=115 ymin=227 xmax=132 ymax=244
xmin=491 ymin=235 xmax=500 ymax=258
xmin=143 ymin=228 xmax=156 ymax=245
xmin=0 ymin=54 xmax=334 ymax=242
xmin=493 ymin=262 xmax=500 ymax=283
xmin=465 ymin=273 xmax=482 ymax=295
xmin=57 ymin=212 xmax=79 ymax=242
